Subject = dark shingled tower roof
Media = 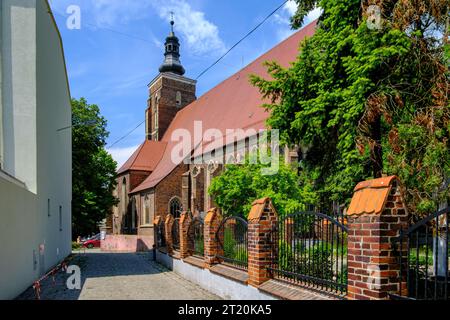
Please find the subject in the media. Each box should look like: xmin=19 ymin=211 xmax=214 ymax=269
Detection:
xmin=159 ymin=17 xmax=185 ymax=76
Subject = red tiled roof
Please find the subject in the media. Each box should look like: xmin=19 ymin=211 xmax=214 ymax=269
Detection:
xmin=131 ymin=21 xmax=317 ymax=193
xmin=117 ymin=140 xmax=167 ymax=174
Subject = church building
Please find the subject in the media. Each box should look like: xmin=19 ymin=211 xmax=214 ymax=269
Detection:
xmin=109 ymin=19 xmax=316 ymax=237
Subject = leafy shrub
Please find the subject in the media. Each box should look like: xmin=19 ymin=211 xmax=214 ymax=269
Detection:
xmin=223 ymin=229 xmax=236 ymax=258
xmin=303 ymin=243 xmax=334 ymax=280
xmin=234 ymin=249 xmax=248 ymax=262
xmin=277 ymin=241 xmax=335 ymax=281
xmin=72 ymin=242 xmax=82 ymax=250
xmin=278 ymin=240 xmax=294 ymax=271
xmin=222 ymin=229 xmax=248 ymax=264
xmin=409 ymin=246 xmax=433 ymax=266
xmin=194 ymin=238 xmax=204 ymax=256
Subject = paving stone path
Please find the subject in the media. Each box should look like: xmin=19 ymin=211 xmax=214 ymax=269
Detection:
xmin=17 ymin=250 xmax=220 ymax=300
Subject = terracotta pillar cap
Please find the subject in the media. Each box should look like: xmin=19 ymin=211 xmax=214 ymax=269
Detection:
xmin=347 ymin=176 xmax=401 ymax=216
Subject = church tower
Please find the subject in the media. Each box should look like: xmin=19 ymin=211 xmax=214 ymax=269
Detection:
xmin=146 ymin=17 xmax=197 ymax=141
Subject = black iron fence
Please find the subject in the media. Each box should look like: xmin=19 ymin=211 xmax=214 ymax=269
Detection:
xmin=172 ymin=218 xmax=180 ymax=251
xmin=267 ymin=211 xmax=348 ymax=296
xmin=188 ymin=218 xmax=204 ymax=257
xmin=216 ymin=216 xmax=248 ymax=270
xmin=392 ymin=206 xmax=449 ymax=300
xmin=157 ymin=219 xmax=166 ymax=249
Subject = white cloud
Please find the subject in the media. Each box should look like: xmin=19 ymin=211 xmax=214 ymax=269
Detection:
xmin=107 ymin=145 xmax=140 ymax=168
xmin=49 ymin=0 xmax=226 ymax=56
xmin=284 ymin=0 xmax=298 ymax=16
xmin=305 ymin=8 xmax=322 ymax=24
xmin=151 ymin=0 xmax=226 ymax=56
xmin=273 ymin=2 xmax=322 ymax=41
xmin=89 ymin=0 xmax=152 ymax=27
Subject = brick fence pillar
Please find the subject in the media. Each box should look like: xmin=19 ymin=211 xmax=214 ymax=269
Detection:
xmin=165 ymin=214 xmax=175 ymax=255
xmin=204 ymin=208 xmax=222 ymax=267
xmin=179 ymin=211 xmax=192 ymax=259
xmin=153 ymin=216 xmax=162 ymax=249
xmin=346 ymin=176 xmax=409 ymax=300
xmin=248 ymin=198 xmax=278 ymax=287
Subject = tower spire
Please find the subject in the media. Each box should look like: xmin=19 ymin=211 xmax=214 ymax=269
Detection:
xmin=159 ymin=12 xmax=186 ymax=76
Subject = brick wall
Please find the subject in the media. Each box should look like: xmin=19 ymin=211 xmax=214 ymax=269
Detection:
xmin=113 ymin=170 xmax=152 ymax=235
xmin=148 ymin=74 xmax=196 ymax=141
xmin=155 ymin=163 xmax=189 ymax=220
xmin=347 ymin=176 xmax=409 ymax=300
xmin=152 ymin=177 xmax=412 ymax=300
xmin=165 ymin=214 xmax=175 ymax=255
xmin=179 ymin=212 xmax=192 ymax=259
xmin=204 ymin=208 xmax=222 ymax=266
xmin=248 ymin=198 xmax=278 ymax=287
xmin=101 ymin=235 xmax=153 ymax=252
xmin=129 ymin=170 xmax=151 ymax=191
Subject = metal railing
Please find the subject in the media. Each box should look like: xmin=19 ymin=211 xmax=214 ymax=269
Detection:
xmin=216 ymin=216 xmax=248 ymax=270
xmin=172 ymin=218 xmax=180 ymax=251
xmin=188 ymin=218 xmax=204 ymax=257
xmin=267 ymin=212 xmax=348 ymax=296
xmin=392 ymin=206 xmax=449 ymax=300
xmin=157 ymin=219 xmax=166 ymax=249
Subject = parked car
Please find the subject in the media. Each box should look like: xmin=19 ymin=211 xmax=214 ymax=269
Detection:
xmin=82 ymin=234 xmax=101 ymax=249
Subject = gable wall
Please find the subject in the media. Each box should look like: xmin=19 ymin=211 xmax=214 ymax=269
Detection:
xmin=155 ymin=163 xmax=189 ymax=220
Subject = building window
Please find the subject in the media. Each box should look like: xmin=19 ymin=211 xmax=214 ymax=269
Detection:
xmin=59 ymin=206 xmax=62 ymax=231
xmin=176 ymin=91 xmax=182 ymax=107
xmin=143 ymin=195 xmax=150 ymax=225
xmin=131 ymin=198 xmax=136 ymax=230
xmin=121 ymin=178 xmax=127 ymax=214
xmin=169 ymin=197 xmax=182 ymax=218
xmin=227 ymin=154 xmax=236 ymax=165
xmin=142 ymin=193 xmax=154 ymax=226
xmin=207 ymin=161 xmax=219 ymax=174
xmin=191 ymin=165 xmax=201 ymax=178
xmin=113 ymin=187 xmax=119 ymax=218
xmin=236 ymin=152 xmax=244 ymax=164
xmin=153 ymin=105 xmax=159 ymax=141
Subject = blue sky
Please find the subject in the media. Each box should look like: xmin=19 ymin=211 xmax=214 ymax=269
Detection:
xmin=48 ymin=0 xmax=320 ymax=167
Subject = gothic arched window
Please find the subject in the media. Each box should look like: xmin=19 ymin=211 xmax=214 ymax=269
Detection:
xmin=144 ymin=195 xmax=150 ymax=225
xmin=169 ymin=197 xmax=182 ymax=218
xmin=227 ymin=154 xmax=236 ymax=165
xmin=121 ymin=177 xmax=127 ymax=214
xmin=131 ymin=197 xmax=137 ymax=230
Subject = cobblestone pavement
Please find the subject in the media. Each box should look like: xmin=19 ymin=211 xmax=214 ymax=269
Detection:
xmin=17 ymin=250 xmax=221 ymax=300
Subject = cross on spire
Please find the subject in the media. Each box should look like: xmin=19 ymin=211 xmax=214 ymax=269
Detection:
xmin=170 ymin=11 xmax=175 ymax=33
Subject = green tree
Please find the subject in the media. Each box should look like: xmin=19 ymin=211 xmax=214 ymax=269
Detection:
xmin=208 ymin=154 xmax=315 ymax=218
xmin=251 ymin=0 xmax=449 ymax=215
xmin=72 ymin=98 xmax=118 ymax=238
